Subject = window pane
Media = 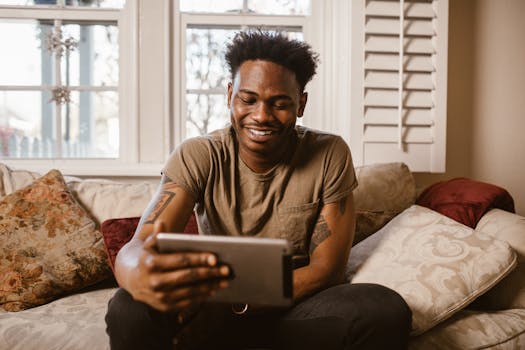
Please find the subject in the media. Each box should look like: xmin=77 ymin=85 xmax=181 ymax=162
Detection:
xmin=0 ymin=19 xmax=54 ymax=86
xmin=61 ymin=23 xmax=119 ymax=87
xmin=185 ymin=26 xmax=304 ymax=138
xmin=0 ymin=0 xmax=125 ymax=8
xmin=61 ymin=90 xmax=118 ymax=158
xmin=180 ymin=0 xmax=243 ymax=13
xmin=247 ymin=0 xmax=310 ymax=15
xmin=186 ymin=27 xmax=237 ymax=90
xmin=186 ymin=94 xmax=229 ymax=138
xmin=0 ymin=90 xmax=57 ymax=158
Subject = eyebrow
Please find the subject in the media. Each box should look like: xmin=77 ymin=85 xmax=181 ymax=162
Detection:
xmin=238 ymin=89 xmax=293 ymax=101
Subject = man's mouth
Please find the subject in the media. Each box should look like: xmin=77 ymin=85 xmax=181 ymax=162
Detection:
xmin=248 ymin=128 xmax=273 ymax=136
xmin=245 ymin=127 xmax=277 ymax=142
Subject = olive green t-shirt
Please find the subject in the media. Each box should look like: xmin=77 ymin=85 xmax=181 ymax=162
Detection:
xmin=163 ymin=125 xmax=357 ymax=255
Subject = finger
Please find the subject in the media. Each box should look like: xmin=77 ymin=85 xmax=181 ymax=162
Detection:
xmin=145 ymin=252 xmax=218 ymax=272
xmin=143 ymin=221 xmax=165 ymax=252
xmin=143 ymin=233 xmax=158 ymax=252
xmin=148 ymin=265 xmax=230 ymax=291
xmin=157 ymin=279 xmax=229 ymax=305
xmin=153 ymin=220 xmax=165 ymax=234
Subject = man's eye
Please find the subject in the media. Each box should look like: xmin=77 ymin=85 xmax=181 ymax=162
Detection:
xmin=240 ymin=97 xmax=255 ymax=104
xmin=274 ymin=103 xmax=289 ymax=110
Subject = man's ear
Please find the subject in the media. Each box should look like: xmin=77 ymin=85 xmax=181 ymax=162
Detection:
xmin=297 ymin=92 xmax=308 ymax=118
xmin=227 ymin=82 xmax=233 ymax=108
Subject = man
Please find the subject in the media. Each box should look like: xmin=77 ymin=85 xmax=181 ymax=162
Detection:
xmin=106 ymin=30 xmax=411 ymax=350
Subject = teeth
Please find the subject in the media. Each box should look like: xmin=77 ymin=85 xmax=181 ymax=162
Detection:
xmin=249 ymin=129 xmax=272 ymax=136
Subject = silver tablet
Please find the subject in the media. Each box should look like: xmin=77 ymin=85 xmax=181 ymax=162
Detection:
xmin=156 ymin=233 xmax=293 ymax=307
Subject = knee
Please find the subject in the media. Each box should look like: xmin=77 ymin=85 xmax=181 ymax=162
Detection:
xmin=105 ymin=288 xmax=174 ymax=350
xmin=344 ymin=283 xmax=412 ymax=349
xmin=105 ymin=288 xmax=151 ymax=335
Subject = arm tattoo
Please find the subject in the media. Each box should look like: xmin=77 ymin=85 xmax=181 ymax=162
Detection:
xmin=144 ymin=191 xmax=176 ymax=225
xmin=144 ymin=176 xmax=178 ymax=225
xmin=339 ymin=197 xmax=346 ymax=215
xmin=309 ymin=214 xmax=332 ymax=255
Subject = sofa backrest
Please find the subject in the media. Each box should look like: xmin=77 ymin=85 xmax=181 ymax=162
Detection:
xmin=0 ymin=161 xmax=416 ymax=238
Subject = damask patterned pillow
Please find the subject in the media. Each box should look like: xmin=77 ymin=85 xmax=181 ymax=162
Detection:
xmin=346 ymin=205 xmax=517 ymax=335
xmin=0 ymin=170 xmax=111 ymax=311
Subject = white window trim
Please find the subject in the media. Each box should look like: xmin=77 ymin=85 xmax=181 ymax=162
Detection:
xmin=0 ymin=1 xmax=155 ymax=177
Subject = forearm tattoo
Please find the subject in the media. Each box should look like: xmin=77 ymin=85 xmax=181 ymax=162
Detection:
xmin=309 ymin=214 xmax=332 ymax=255
xmin=144 ymin=177 xmax=177 ymax=225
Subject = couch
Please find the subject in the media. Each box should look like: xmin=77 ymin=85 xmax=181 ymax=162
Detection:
xmin=0 ymin=162 xmax=523 ymax=350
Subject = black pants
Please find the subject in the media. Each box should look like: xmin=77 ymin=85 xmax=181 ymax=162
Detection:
xmin=105 ymin=283 xmax=411 ymax=350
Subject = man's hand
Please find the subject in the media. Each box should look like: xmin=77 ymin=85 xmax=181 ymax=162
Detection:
xmin=115 ymin=176 xmax=231 ymax=314
xmin=127 ymin=221 xmax=231 ymax=313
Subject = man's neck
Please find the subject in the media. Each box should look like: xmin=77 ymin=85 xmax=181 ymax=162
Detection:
xmin=239 ymin=138 xmax=298 ymax=174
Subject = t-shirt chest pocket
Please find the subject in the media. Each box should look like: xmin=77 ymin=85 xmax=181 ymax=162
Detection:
xmin=277 ymin=200 xmax=320 ymax=255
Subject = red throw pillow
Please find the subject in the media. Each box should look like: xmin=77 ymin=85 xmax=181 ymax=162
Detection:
xmin=101 ymin=214 xmax=199 ymax=271
xmin=416 ymin=178 xmax=515 ymax=228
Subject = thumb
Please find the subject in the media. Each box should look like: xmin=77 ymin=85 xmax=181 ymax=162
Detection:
xmin=144 ymin=220 xmax=166 ymax=251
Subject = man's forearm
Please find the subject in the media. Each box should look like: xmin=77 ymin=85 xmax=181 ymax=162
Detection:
xmin=292 ymin=262 xmax=344 ymax=302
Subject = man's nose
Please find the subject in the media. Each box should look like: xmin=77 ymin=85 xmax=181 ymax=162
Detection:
xmin=251 ymin=102 xmax=274 ymax=123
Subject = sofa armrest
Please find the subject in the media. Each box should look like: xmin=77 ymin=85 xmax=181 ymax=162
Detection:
xmin=472 ymin=209 xmax=525 ymax=309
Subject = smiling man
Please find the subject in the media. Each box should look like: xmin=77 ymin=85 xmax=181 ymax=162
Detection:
xmin=105 ymin=31 xmax=412 ymax=350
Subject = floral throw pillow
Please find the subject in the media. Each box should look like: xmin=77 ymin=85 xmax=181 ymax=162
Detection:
xmin=0 ymin=169 xmax=111 ymax=312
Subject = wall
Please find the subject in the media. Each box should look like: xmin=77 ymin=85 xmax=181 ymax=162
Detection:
xmin=414 ymin=0 xmax=525 ymax=216
xmin=470 ymin=0 xmax=525 ymax=215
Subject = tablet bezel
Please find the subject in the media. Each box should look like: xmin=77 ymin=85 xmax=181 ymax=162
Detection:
xmin=156 ymin=233 xmax=293 ymax=307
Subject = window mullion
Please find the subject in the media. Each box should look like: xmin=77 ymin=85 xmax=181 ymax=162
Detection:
xmin=53 ymin=19 xmax=63 ymax=158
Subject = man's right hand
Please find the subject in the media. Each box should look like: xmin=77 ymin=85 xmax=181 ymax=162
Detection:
xmin=127 ymin=222 xmax=231 ymax=313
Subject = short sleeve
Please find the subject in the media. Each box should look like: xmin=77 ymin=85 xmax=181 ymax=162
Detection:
xmin=162 ymin=137 xmax=212 ymax=201
xmin=321 ymin=136 xmax=358 ymax=204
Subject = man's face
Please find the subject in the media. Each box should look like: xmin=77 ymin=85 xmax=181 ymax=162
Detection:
xmin=227 ymin=60 xmax=307 ymax=165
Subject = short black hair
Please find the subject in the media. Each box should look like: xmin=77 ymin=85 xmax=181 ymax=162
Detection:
xmin=225 ymin=30 xmax=319 ymax=92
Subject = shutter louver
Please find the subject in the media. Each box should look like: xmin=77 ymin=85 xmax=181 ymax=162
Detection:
xmin=351 ymin=0 xmax=448 ymax=172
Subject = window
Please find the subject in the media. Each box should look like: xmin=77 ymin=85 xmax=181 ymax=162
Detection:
xmin=0 ymin=0 xmax=127 ymax=161
xmin=0 ymin=0 xmax=448 ymax=176
xmin=175 ymin=0 xmax=310 ymax=143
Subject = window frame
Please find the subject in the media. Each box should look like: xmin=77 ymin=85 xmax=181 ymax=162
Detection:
xmin=0 ymin=1 xmax=142 ymax=176
xmin=173 ymin=4 xmax=310 ymax=147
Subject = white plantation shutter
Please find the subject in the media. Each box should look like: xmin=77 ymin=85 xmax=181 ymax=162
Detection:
xmin=349 ymin=0 xmax=449 ymax=172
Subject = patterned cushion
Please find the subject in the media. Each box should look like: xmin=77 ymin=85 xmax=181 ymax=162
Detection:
xmin=409 ymin=308 xmax=525 ymax=350
xmin=0 ymin=170 xmax=111 ymax=311
xmin=346 ymin=205 xmax=517 ymax=335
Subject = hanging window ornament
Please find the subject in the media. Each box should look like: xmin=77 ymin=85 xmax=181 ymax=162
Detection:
xmin=50 ymin=86 xmax=72 ymax=105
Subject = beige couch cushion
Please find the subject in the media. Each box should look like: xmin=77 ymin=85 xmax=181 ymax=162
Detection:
xmin=353 ymin=162 xmax=416 ymax=243
xmin=0 ymin=163 xmax=157 ymax=226
xmin=471 ymin=209 xmax=525 ymax=310
xmin=346 ymin=205 xmax=517 ymax=335
xmin=409 ymin=308 xmax=525 ymax=350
